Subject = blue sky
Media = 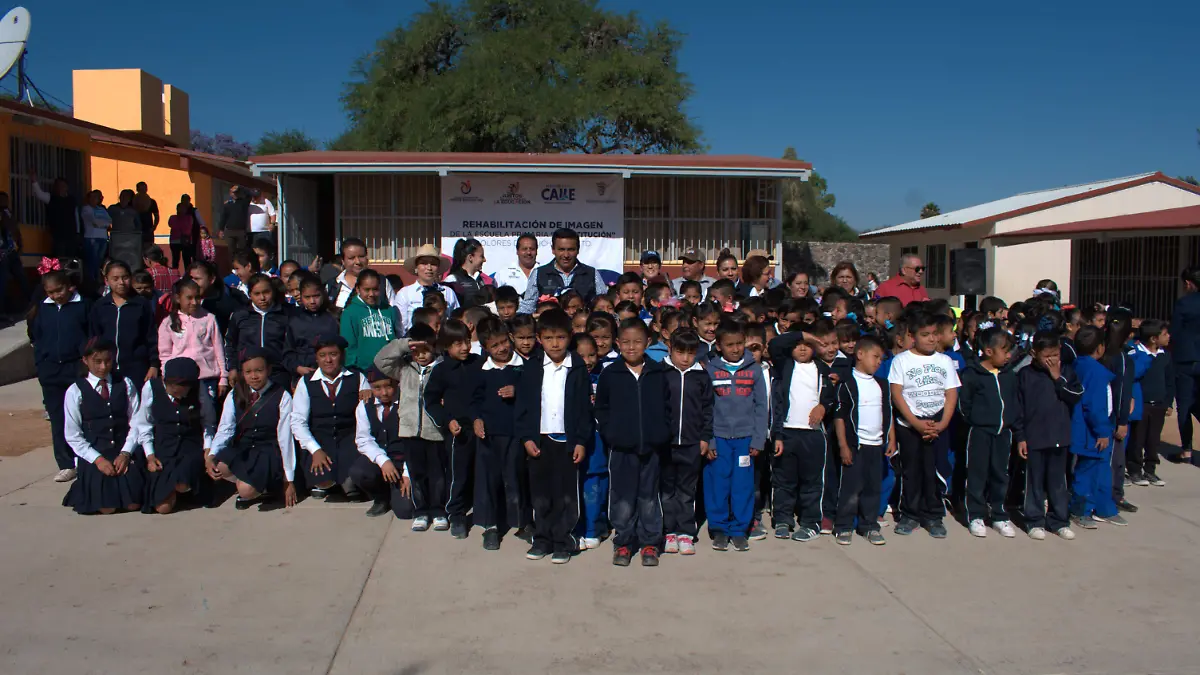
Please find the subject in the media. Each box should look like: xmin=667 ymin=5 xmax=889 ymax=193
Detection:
xmin=10 ymin=0 xmax=1200 ymax=230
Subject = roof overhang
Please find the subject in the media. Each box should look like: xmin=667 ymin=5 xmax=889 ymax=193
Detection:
xmin=987 ymin=204 xmax=1200 ymax=246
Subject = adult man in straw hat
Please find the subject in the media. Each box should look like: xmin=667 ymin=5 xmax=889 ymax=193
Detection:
xmin=394 ymin=243 xmax=459 ymax=331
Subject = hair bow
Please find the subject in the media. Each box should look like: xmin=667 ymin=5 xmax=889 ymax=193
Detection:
xmin=977 ymin=320 xmax=996 ymax=330
xmin=538 ymin=294 xmax=557 ymax=304
xmin=37 ymin=256 xmax=61 ymax=275
xmin=660 ymin=297 xmax=681 ymax=308
xmin=721 ymin=301 xmax=735 ymax=313
xmin=1032 ymin=287 xmax=1059 ymax=299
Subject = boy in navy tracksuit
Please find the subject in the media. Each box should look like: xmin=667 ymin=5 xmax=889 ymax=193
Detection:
xmin=832 ymin=336 xmax=894 ymax=545
xmin=514 ymin=309 xmax=593 ymax=564
xmin=958 ymin=327 xmax=1021 ymax=538
xmin=704 ymin=319 xmax=769 ymax=552
xmin=660 ymin=329 xmax=714 ymax=557
xmin=471 ymin=316 xmax=529 ymax=550
xmin=1103 ymin=315 xmax=1138 ymax=513
xmin=30 ymin=271 xmax=91 ymax=477
xmin=1014 ymin=331 xmax=1083 ymax=539
xmin=1126 ymin=320 xmax=1174 ymax=487
xmin=596 ymin=319 xmax=672 ymax=567
xmin=768 ymin=328 xmax=836 ymax=543
xmin=1068 ymin=326 xmax=1120 ymax=529
xmin=808 ymin=319 xmax=852 ymax=533
xmin=422 ymin=319 xmax=481 ymax=540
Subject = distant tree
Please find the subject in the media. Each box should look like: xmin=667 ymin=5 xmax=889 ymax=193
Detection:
xmin=190 ymin=130 xmax=252 ymax=160
xmin=340 ymin=0 xmax=702 ymax=153
xmin=0 ymin=91 xmax=60 ymax=112
xmin=920 ymin=202 xmax=942 ymax=219
xmin=255 ymin=129 xmax=319 ymax=156
xmin=781 ymin=147 xmax=857 ymax=243
xmin=1182 ymin=175 xmax=1199 ymax=186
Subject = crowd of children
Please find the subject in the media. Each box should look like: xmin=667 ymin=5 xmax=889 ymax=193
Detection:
xmin=28 ymin=238 xmax=1187 ymax=567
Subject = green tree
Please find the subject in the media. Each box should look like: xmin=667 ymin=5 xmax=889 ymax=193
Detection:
xmin=340 ymin=0 xmax=702 ymax=153
xmin=1182 ymin=176 xmax=1199 ymax=186
xmin=920 ymin=202 xmax=941 ymax=219
xmin=255 ymin=129 xmax=319 ymax=156
xmin=781 ymin=147 xmax=856 ymax=242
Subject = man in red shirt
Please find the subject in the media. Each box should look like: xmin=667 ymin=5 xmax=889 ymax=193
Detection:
xmin=874 ymin=253 xmax=930 ymax=306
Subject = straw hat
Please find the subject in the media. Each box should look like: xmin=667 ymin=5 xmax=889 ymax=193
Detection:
xmin=405 ymin=244 xmax=450 ymax=275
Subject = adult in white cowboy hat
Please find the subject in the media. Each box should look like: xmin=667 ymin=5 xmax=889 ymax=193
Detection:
xmin=394 ymin=243 xmax=459 ymax=333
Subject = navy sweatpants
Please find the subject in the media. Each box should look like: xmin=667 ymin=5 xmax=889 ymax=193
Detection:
xmin=608 ymin=448 xmax=662 ymax=550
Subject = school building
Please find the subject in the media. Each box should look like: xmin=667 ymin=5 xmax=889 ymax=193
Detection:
xmin=1 ymin=68 xmax=271 ymax=269
xmin=859 ymin=172 xmax=1200 ymax=318
xmin=248 ymin=151 xmax=813 ymax=282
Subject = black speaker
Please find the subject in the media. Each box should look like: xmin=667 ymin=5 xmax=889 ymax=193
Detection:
xmin=950 ymin=248 xmax=987 ymax=296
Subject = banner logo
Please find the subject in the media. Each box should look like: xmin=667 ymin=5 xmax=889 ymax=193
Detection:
xmin=496 ymin=182 xmax=531 ymax=205
xmin=541 ymin=184 xmax=576 ymax=203
xmin=459 ymin=180 xmax=472 ymax=195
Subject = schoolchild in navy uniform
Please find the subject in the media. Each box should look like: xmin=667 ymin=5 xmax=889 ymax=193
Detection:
xmin=1126 ymin=320 xmax=1174 ymax=488
xmin=808 ymin=318 xmax=851 ymax=533
xmin=660 ymin=329 xmax=714 ymax=557
xmin=190 ymin=261 xmax=246 ymax=337
xmin=90 ymin=260 xmax=160 ymax=388
xmin=422 ymin=319 xmax=482 ymax=539
xmin=689 ymin=301 xmax=722 ymax=363
xmin=585 ymin=312 xmax=620 ymax=371
xmin=595 ymin=318 xmax=670 ymax=567
xmin=958 ymin=328 xmax=1021 ymax=539
xmin=571 ymin=333 xmax=610 ymax=551
xmin=1067 ymin=326 xmax=1119 ymax=529
xmin=208 ymin=348 xmax=297 ymax=510
xmin=832 ymin=336 xmax=895 ymax=545
xmin=1014 ymin=331 xmax=1083 ymax=540
xmin=515 ymin=309 xmax=593 ymax=564
xmin=62 ymin=338 xmax=145 ymax=514
xmin=224 ymin=273 xmax=291 ymax=390
xmin=471 ymin=316 xmax=529 ymax=550
xmin=768 ymin=326 xmax=836 ymax=543
xmin=1059 ymin=307 xmax=1081 ymax=366
xmin=283 ymin=273 xmax=340 ymax=380
xmin=349 ymin=367 xmax=414 ymax=519
xmin=138 ymin=357 xmax=211 ymax=514
xmin=30 ymin=269 xmax=91 ymax=482
xmin=373 ymin=323 xmax=448 ymax=532
xmin=291 ymin=335 xmax=370 ymax=500
xmin=1102 ymin=310 xmax=1138 ymax=515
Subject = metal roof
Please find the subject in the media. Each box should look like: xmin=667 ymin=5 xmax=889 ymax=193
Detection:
xmin=248 ymin=151 xmax=812 ymax=179
xmin=988 ymin=204 xmax=1200 ymax=244
xmin=859 ymin=172 xmax=1190 ymax=239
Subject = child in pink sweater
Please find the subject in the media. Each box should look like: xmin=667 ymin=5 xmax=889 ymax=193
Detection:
xmin=158 ymin=278 xmax=227 ymax=448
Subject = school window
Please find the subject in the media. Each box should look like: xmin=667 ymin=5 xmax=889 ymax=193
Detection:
xmin=925 ymin=244 xmax=947 ymax=289
xmin=8 ymin=137 xmax=85 ymax=226
xmin=900 ymin=246 xmax=918 ymax=257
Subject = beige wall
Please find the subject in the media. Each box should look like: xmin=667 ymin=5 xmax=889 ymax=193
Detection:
xmin=991 ymin=239 xmax=1073 ymax=302
xmin=163 ymin=85 xmax=189 ymax=148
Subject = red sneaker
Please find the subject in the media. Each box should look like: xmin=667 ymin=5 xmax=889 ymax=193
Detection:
xmin=820 ymin=517 xmax=834 ymax=535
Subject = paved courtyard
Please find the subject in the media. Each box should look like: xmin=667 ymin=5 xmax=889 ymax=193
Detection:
xmin=1 ymin=381 xmax=1198 ymax=674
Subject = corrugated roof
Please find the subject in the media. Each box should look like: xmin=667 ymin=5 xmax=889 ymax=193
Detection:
xmin=988 ymin=204 xmax=1200 ymax=242
xmin=248 ymin=151 xmax=812 ymax=178
xmin=860 ymin=172 xmax=1179 ymax=239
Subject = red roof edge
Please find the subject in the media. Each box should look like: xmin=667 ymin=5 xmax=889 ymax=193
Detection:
xmin=988 ymin=204 xmax=1200 ymax=240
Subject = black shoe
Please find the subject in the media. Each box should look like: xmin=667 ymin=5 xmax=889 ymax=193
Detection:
xmin=613 ymin=546 xmax=633 ymax=566
xmin=514 ymin=525 xmax=535 ymax=543
xmin=640 ymin=546 xmax=660 ymax=566
xmin=894 ymin=518 xmax=918 ymax=536
xmin=525 ymin=541 xmax=550 ymax=560
xmin=1145 ymin=471 xmax=1165 ymax=487
xmin=551 ymin=550 xmax=571 ymax=564
xmin=835 ymin=531 xmax=853 ymax=545
xmin=927 ymin=520 xmax=948 ymax=539
xmin=731 ymin=536 xmax=750 ymax=552
xmin=1116 ymin=499 xmax=1139 ymax=513
xmin=450 ymin=521 xmax=469 ymax=539
xmin=773 ymin=524 xmax=791 ymax=539
xmin=234 ymin=495 xmax=260 ymax=510
xmin=310 ymin=487 xmax=330 ymax=499
xmin=482 ymin=529 xmax=500 ymax=550
xmin=711 ymin=533 xmax=730 ymax=551
xmin=1130 ymin=472 xmax=1150 ymax=487
xmin=365 ymin=499 xmax=391 ymax=517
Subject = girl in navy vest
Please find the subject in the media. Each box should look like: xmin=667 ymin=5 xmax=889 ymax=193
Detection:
xmin=90 ymin=260 xmax=160 ymax=388
xmin=283 ymin=273 xmax=339 ymax=380
xmin=585 ymin=312 xmax=619 ymax=373
xmin=348 ymin=367 xmax=413 ymax=519
xmin=208 ymin=348 xmax=297 ymax=510
xmin=62 ymin=338 xmax=146 ymax=514
xmin=138 ymin=357 xmax=209 ymax=514
xmin=29 ymin=268 xmax=91 ymax=482
xmin=291 ymin=334 xmax=369 ymax=499
xmin=224 ymin=273 xmax=291 ymax=390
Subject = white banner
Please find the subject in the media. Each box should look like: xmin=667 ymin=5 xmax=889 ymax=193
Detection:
xmin=441 ymin=173 xmax=624 ymax=278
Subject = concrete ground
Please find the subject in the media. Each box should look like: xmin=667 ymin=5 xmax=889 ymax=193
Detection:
xmin=1 ymin=382 xmax=1199 ymax=674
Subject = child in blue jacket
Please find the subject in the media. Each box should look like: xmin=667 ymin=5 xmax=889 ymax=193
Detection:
xmin=571 ymin=333 xmax=610 ymax=551
xmin=1103 ymin=310 xmax=1138 ymax=513
xmin=29 ymin=270 xmax=91 ymax=480
xmin=1068 ymin=326 xmax=1120 ymax=529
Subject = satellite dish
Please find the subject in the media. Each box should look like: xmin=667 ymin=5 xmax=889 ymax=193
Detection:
xmin=0 ymin=7 xmax=30 ymax=81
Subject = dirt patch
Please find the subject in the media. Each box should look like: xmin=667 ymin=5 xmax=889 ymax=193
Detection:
xmin=0 ymin=409 xmax=51 ymax=457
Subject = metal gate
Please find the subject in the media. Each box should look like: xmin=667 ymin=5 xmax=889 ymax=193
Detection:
xmin=1071 ymin=235 xmax=1192 ymax=319
xmin=278 ymin=175 xmax=320 ymax=267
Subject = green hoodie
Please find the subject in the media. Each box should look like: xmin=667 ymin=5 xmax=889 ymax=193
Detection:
xmin=340 ymin=294 xmax=400 ymax=371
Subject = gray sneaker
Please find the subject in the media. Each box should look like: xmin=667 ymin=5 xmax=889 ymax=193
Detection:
xmin=791 ymin=527 xmax=819 ymax=542
xmin=1072 ymin=514 xmax=1099 ymax=530
xmin=773 ymin=524 xmax=791 ymax=539
xmin=1105 ymin=514 xmax=1129 ymax=526
xmin=865 ymin=530 xmax=886 ymax=545
xmin=835 ymin=531 xmax=853 ymax=546
xmin=1131 ymin=472 xmax=1150 ymax=487
xmin=1145 ymin=471 xmax=1165 ymax=487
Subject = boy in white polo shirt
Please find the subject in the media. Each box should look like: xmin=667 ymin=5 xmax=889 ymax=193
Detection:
xmin=833 ymin=336 xmax=896 ymax=545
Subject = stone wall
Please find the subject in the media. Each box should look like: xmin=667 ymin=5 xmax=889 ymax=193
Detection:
xmin=782 ymin=241 xmax=891 ymax=285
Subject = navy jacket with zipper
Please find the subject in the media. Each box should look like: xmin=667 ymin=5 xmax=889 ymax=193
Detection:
xmin=1170 ymin=291 xmax=1200 ymax=365
xmin=471 ymin=356 xmax=524 ymax=438
xmin=1012 ymin=362 xmax=1083 ymax=449
xmin=1104 ymin=351 xmax=1134 ymax=427
xmin=224 ymin=303 xmax=289 ymax=369
xmin=282 ymin=305 xmax=340 ymax=374
xmin=595 ymin=357 xmax=672 ymax=454
xmin=834 ymin=371 xmax=893 ymax=452
xmin=201 ymin=284 xmax=246 ymax=336
xmin=1138 ymin=347 xmax=1176 ymax=407
xmin=663 ymin=358 xmax=714 ymax=446
xmin=768 ymin=330 xmax=836 ymax=437
xmin=514 ymin=352 xmax=593 ymax=450
xmin=89 ymin=294 xmax=159 ymax=374
xmin=30 ymin=294 xmax=90 ymax=385
xmin=424 ymin=354 xmax=482 ymax=432
xmin=957 ymin=361 xmax=1020 ymax=435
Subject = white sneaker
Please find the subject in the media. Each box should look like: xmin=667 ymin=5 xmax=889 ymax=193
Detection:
xmin=993 ymin=520 xmax=1017 ymax=538
xmin=579 ymin=537 xmax=600 ymax=550
xmin=1055 ymin=527 xmax=1076 ymax=540
xmin=432 ymin=517 xmax=450 ymax=531
xmin=663 ymin=534 xmax=679 ymax=554
xmin=411 ymin=516 xmax=430 ymax=532
xmin=678 ymin=535 xmax=696 ymax=555
xmin=968 ymin=519 xmax=987 ymax=537
xmin=1028 ymin=527 xmax=1046 ymax=540
xmin=53 ymin=468 xmax=77 ymax=483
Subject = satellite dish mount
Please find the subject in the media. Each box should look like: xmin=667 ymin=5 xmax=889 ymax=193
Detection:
xmin=0 ymin=7 xmax=50 ymax=108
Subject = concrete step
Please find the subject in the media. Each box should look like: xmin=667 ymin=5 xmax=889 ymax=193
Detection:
xmin=0 ymin=321 xmax=34 ymax=387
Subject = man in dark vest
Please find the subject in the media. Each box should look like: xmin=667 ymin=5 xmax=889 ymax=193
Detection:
xmin=518 ymin=227 xmax=608 ymax=314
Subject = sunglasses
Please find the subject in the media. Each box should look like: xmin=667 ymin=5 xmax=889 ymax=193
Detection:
xmin=907 ymin=265 xmax=926 ymax=273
